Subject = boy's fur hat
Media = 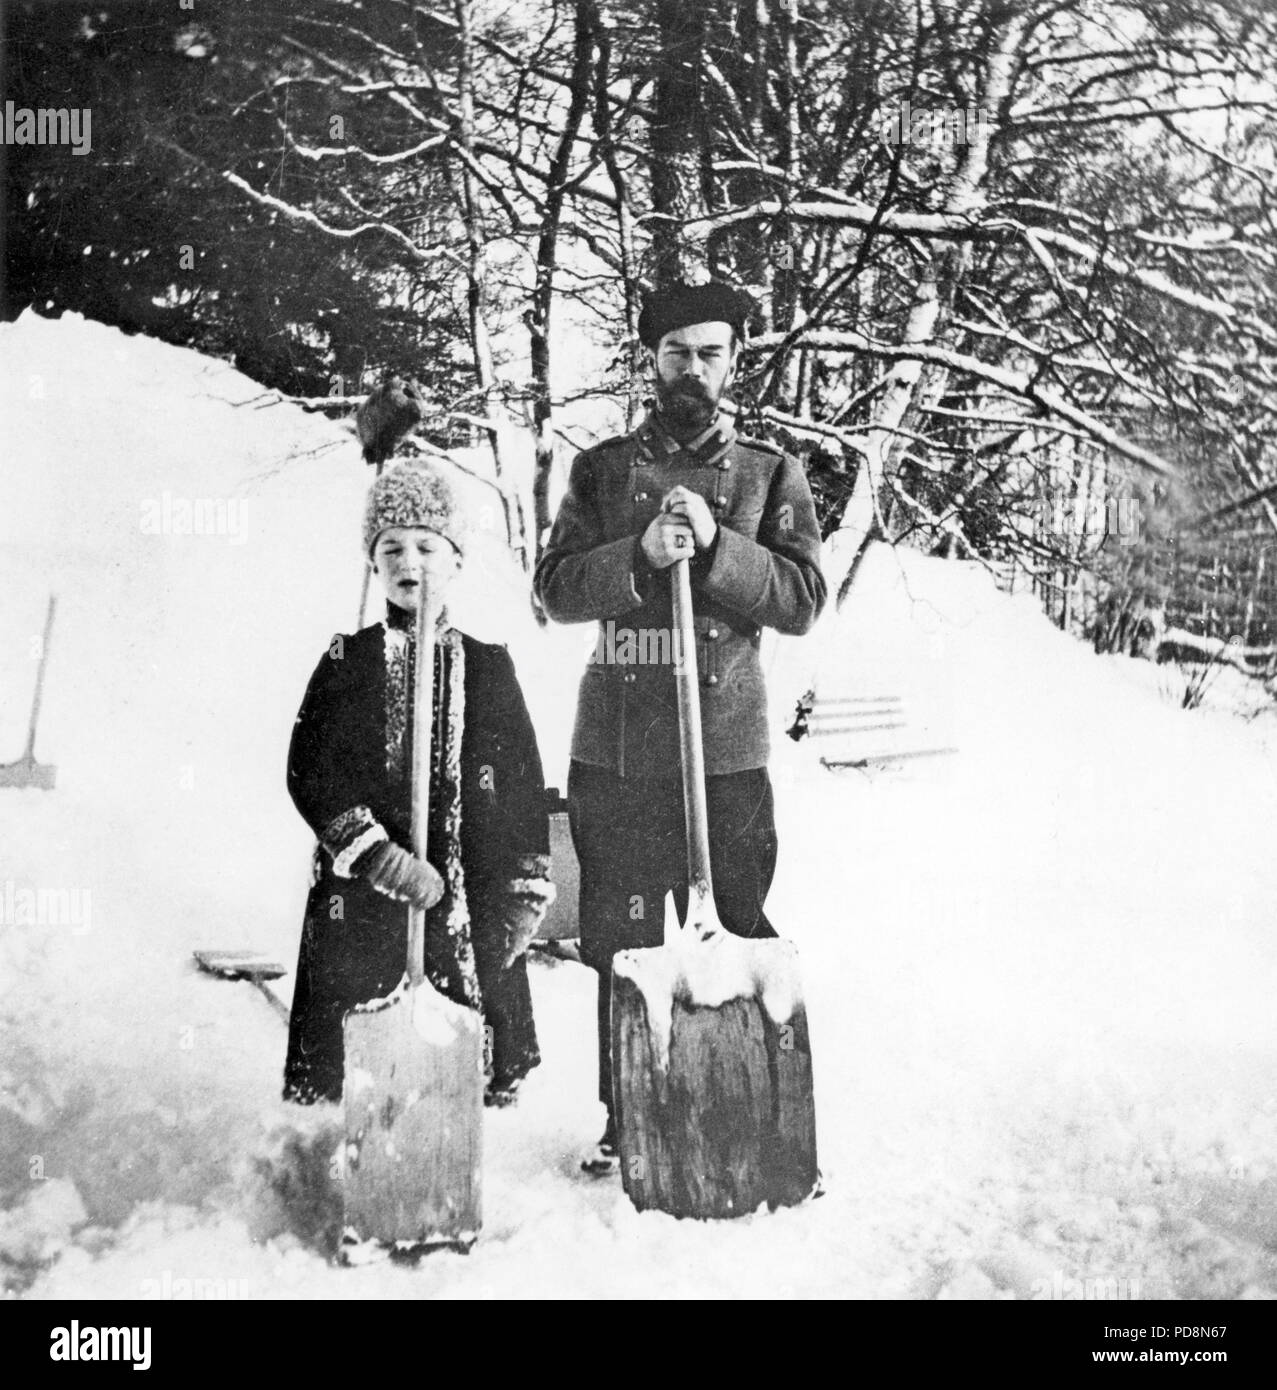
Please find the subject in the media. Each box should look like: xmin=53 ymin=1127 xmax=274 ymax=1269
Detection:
xmin=363 ymin=459 xmax=467 ymax=558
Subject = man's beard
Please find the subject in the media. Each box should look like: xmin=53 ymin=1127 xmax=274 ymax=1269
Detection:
xmin=655 ymin=375 xmax=718 ymax=436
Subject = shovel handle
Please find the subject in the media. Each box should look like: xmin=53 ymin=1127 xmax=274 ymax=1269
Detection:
xmin=23 ymin=595 xmax=56 ymax=762
xmin=670 ymin=558 xmax=716 ymax=922
xmin=356 ymin=463 xmax=385 ymax=628
xmin=407 ymin=591 xmax=441 ymax=987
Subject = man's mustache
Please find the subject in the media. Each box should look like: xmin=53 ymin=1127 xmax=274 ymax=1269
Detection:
xmin=660 ymin=379 xmax=715 ymax=412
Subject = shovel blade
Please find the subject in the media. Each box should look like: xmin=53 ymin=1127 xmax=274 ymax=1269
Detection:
xmin=0 ymin=757 xmax=56 ymax=790
xmin=341 ymin=980 xmax=484 ymax=1249
xmin=612 ymin=934 xmax=817 ymax=1219
xmin=193 ymin=949 xmax=287 ymax=981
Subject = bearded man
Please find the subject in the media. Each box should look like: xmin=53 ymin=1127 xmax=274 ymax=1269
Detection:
xmin=533 ymin=281 xmax=826 ymax=1172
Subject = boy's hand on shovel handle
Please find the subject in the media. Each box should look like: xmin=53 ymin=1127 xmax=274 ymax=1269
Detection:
xmin=500 ymin=892 xmax=553 ymax=969
xmin=364 ymin=842 xmax=444 ymax=909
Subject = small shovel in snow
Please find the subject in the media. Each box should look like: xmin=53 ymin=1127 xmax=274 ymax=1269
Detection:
xmin=192 ymin=950 xmax=291 ymax=1023
xmin=0 ymin=595 xmax=58 ymax=791
xmin=338 ymin=589 xmax=484 ymax=1259
xmin=610 ymin=556 xmax=819 ymax=1218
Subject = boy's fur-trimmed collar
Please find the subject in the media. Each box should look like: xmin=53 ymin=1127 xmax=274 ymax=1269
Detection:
xmin=384 ymin=599 xmax=453 ymax=634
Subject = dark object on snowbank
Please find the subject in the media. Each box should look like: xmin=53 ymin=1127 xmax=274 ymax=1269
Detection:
xmin=356 ymin=376 xmax=426 ymax=465
xmin=0 ymin=595 xmax=57 ymax=791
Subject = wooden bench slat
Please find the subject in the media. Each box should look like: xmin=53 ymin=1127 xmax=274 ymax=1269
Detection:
xmin=821 ymin=747 xmax=959 ymax=770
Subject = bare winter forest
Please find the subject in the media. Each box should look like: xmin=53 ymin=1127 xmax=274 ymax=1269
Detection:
xmin=6 ymin=0 xmax=1277 ymax=660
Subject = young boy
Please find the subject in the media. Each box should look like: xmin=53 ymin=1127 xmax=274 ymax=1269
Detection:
xmin=283 ymin=459 xmax=554 ymax=1107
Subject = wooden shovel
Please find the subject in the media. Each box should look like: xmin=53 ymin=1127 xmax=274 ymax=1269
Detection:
xmin=192 ymin=949 xmax=290 ymax=1023
xmin=339 ymin=591 xmax=484 ymax=1258
xmin=611 ymin=556 xmax=818 ymax=1218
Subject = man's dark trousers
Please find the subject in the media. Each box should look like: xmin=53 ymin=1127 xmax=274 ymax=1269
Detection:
xmin=567 ymin=759 xmax=779 ymax=1114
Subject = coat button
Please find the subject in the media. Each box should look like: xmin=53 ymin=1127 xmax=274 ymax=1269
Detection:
xmin=708 ymin=628 xmax=719 ymax=639
xmin=715 ymin=496 xmax=727 ymax=506
xmin=707 ymin=675 xmax=719 ymax=685
xmin=623 ymin=672 xmax=636 ymax=684
xmin=634 ymin=492 xmax=648 ymax=502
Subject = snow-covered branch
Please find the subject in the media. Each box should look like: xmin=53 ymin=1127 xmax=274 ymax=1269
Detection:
xmin=219 ymin=170 xmax=465 ymax=267
xmin=750 ymin=329 xmax=1175 ymax=477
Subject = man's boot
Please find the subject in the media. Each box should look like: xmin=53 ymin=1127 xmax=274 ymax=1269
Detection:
xmin=580 ymin=1116 xmax=619 ymax=1176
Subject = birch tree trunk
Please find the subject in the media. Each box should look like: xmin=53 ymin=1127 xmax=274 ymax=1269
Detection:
xmin=583 ymin=0 xmax=642 ymax=427
xmin=526 ymin=3 xmax=594 ymax=566
xmin=831 ymin=10 xmax=1028 ymax=607
xmin=453 ymin=0 xmax=528 ymax=567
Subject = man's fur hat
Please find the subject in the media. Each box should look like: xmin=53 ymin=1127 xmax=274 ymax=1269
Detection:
xmin=637 ymin=280 xmax=757 ymax=350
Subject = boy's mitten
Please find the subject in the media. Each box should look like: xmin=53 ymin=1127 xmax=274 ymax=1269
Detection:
xmin=501 ymin=866 xmax=556 ymax=968
xmin=362 ymin=841 xmax=444 ymax=909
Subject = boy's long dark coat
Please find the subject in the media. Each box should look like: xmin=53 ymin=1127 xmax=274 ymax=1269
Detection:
xmin=283 ymin=607 xmax=550 ymax=1104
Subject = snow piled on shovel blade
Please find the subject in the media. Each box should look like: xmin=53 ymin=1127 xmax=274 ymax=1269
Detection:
xmin=614 ymin=925 xmax=803 ymax=1071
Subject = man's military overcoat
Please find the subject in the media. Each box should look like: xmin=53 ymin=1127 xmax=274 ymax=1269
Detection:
xmin=534 ymin=410 xmax=826 ymax=778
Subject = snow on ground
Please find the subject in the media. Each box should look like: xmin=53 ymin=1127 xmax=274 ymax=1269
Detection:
xmin=2 ymin=309 xmax=1276 ymax=1300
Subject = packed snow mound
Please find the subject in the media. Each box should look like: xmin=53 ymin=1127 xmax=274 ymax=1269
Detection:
xmin=0 ymin=309 xmax=581 ymax=929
